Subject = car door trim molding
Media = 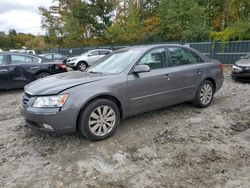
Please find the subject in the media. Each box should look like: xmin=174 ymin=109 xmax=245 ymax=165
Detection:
xmin=131 ymin=85 xmax=197 ymax=101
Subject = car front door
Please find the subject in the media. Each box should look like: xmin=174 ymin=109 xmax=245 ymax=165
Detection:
xmin=87 ymin=51 xmax=101 ymax=65
xmin=8 ymin=54 xmax=41 ymax=88
xmin=0 ymin=54 xmax=10 ymax=89
xmin=127 ymin=47 xmax=175 ymax=115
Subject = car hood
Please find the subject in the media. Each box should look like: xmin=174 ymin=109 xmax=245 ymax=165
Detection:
xmin=25 ymin=71 xmax=108 ymax=95
xmin=235 ymin=59 xmax=250 ymax=67
xmin=68 ymin=56 xmax=80 ymax=60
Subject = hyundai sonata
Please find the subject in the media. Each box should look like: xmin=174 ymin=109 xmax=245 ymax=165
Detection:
xmin=20 ymin=45 xmax=224 ymax=141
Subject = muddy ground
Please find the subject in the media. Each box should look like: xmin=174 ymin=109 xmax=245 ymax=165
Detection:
xmin=1 ymin=67 xmax=250 ymax=188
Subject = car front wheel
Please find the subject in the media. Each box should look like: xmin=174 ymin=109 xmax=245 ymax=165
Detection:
xmin=77 ymin=62 xmax=87 ymax=71
xmin=193 ymin=80 xmax=214 ymax=108
xmin=78 ymin=99 xmax=120 ymax=141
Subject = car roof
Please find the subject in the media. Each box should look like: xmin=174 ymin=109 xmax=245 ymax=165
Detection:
xmin=40 ymin=52 xmax=64 ymax=55
xmin=90 ymin=49 xmax=112 ymax=51
xmin=0 ymin=52 xmax=42 ymax=58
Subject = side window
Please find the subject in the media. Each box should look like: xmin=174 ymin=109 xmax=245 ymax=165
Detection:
xmin=11 ymin=55 xmax=38 ymax=64
xmin=99 ymin=50 xmax=110 ymax=55
xmin=138 ymin=48 xmax=166 ymax=70
xmin=168 ymin=47 xmax=202 ymax=67
xmin=54 ymin=54 xmax=63 ymax=58
xmin=89 ymin=51 xmax=99 ymax=56
xmin=32 ymin=57 xmax=40 ymax=63
xmin=0 ymin=55 xmax=6 ymax=66
xmin=45 ymin=54 xmax=53 ymax=59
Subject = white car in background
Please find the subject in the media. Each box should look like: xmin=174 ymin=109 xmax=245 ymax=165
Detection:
xmin=66 ymin=49 xmax=112 ymax=71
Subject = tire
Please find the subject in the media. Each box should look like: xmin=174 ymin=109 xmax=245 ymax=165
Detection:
xmin=78 ymin=99 xmax=120 ymax=141
xmin=193 ymin=80 xmax=214 ymax=108
xmin=36 ymin=72 xmax=51 ymax=80
xmin=77 ymin=61 xmax=87 ymax=71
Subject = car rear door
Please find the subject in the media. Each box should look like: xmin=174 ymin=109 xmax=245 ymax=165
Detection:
xmin=127 ymin=47 xmax=175 ymax=115
xmin=163 ymin=47 xmax=205 ymax=102
xmin=8 ymin=54 xmax=41 ymax=88
xmin=0 ymin=54 xmax=10 ymax=89
xmin=99 ymin=50 xmax=111 ymax=58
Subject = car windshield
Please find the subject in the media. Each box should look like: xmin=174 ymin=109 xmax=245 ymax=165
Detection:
xmin=80 ymin=50 xmax=90 ymax=56
xmin=87 ymin=49 xmax=143 ymax=74
xmin=244 ymin=54 xmax=250 ymax=59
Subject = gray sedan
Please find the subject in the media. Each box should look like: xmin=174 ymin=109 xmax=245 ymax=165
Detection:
xmin=20 ymin=45 xmax=224 ymax=141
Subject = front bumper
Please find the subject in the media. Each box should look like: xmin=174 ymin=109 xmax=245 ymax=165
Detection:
xmin=20 ymin=105 xmax=78 ymax=133
xmin=231 ymin=72 xmax=250 ymax=81
xmin=66 ymin=60 xmax=77 ymax=67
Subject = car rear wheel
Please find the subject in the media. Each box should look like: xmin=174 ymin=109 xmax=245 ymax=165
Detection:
xmin=77 ymin=62 xmax=87 ymax=71
xmin=36 ymin=72 xmax=51 ymax=80
xmin=193 ymin=80 xmax=214 ymax=108
xmin=78 ymin=99 xmax=120 ymax=141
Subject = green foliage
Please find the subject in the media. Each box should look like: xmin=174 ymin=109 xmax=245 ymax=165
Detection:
xmin=157 ymin=0 xmax=209 ymax=42
xmin=1 ymin=0 xmax=250 ymax=50
xmin=105 ymin=2 xmax=142 ymax=44
xmin=210 ymin=20 xmax=250 ymax=42
xmin=63 ymin=13 xmax=85 ymax=47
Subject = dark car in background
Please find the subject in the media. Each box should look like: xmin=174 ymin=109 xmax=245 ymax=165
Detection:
xmin=0 ymin=52 xmax=67 ymax=89
xmin=20 ymin=45 xmax=224 ymax=141
xmin=232 ymin=53 xmax=250 ymax=81
xmin=39 ymin=53 xmax=69 ymax=64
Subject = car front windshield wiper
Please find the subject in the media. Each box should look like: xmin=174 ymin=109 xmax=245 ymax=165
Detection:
xmin=88 ymin=71 xmax=103 ymax=74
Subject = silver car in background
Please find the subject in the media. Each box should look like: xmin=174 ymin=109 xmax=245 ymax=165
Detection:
xmin=20 ymin=45 xmax=224 ymax=141
xmin=66 ymin=49 xmax=112 ymax=71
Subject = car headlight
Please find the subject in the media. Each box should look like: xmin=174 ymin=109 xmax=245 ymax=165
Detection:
xmin=232 ymin=65 xmax=243 ymax=73
xmin=70 ymin=58 xmax=77 ymax=61
xmin=33 ymin=94 xmax=69 ymax=108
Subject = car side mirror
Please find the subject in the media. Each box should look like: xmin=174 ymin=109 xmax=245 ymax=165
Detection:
xmin=133 ymin=65 xmax=151 ymax=74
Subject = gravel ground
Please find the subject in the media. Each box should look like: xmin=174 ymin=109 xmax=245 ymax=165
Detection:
xmin=1 ymin=67 xmax=250 ymax=188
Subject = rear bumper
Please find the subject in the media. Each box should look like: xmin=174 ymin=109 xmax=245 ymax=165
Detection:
xmin=216 ymin=77 xmax=224 ymax=92
xmin=20 ymin=105 xmax=78 ymax=133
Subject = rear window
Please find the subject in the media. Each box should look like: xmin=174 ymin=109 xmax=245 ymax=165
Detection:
xmin=11 ymin=55 xmax=40 ymax=64
xmin=99 ymin=50 xmax=111 ymax=55
xmin=0 ymin=55 xmax=6 ymax=66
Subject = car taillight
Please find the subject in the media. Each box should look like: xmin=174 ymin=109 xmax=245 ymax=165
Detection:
xmin=57 ymin=64 xmax=67 ymax=69
xmin=220 ymin=64 xmax=224 ymax=73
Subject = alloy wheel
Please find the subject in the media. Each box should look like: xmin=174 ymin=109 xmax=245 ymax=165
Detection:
xmin=79 ymin=63 xmax=87 ymax=71
xmin=88 ymin=106 xmax=116 ymax=136
xmin=200 ymin=84 xmax=213 ymax=105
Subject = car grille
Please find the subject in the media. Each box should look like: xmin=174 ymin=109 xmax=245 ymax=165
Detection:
xmin=22 ymin=92 xmax=32 ymax=106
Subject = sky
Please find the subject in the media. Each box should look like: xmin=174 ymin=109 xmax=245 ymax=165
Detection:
xmin=0 ymin=0 xmax=54 ymax=35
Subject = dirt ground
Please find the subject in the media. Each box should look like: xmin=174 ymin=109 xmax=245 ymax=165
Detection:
xmin=1 ymin=67 xmax=250 ymax=188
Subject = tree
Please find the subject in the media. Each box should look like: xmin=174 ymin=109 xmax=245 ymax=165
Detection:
xmin=157 ymin=0 xmax=209 ymax=42
xmin=104 ymin=1 xmax=142 ymax=44
xmin=63 ymin=13 xmax=85 ymax=47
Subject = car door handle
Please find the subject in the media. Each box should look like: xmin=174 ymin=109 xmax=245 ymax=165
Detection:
xmin=30 ymin=66 xmax=38 ymax=69
xmin=0 ymin=69 xmax=8 ymax=72
xmin=164 ymin=74 xmax=171 ymax=80
xmin=196 ymin=69 xmax=202 ymax=74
